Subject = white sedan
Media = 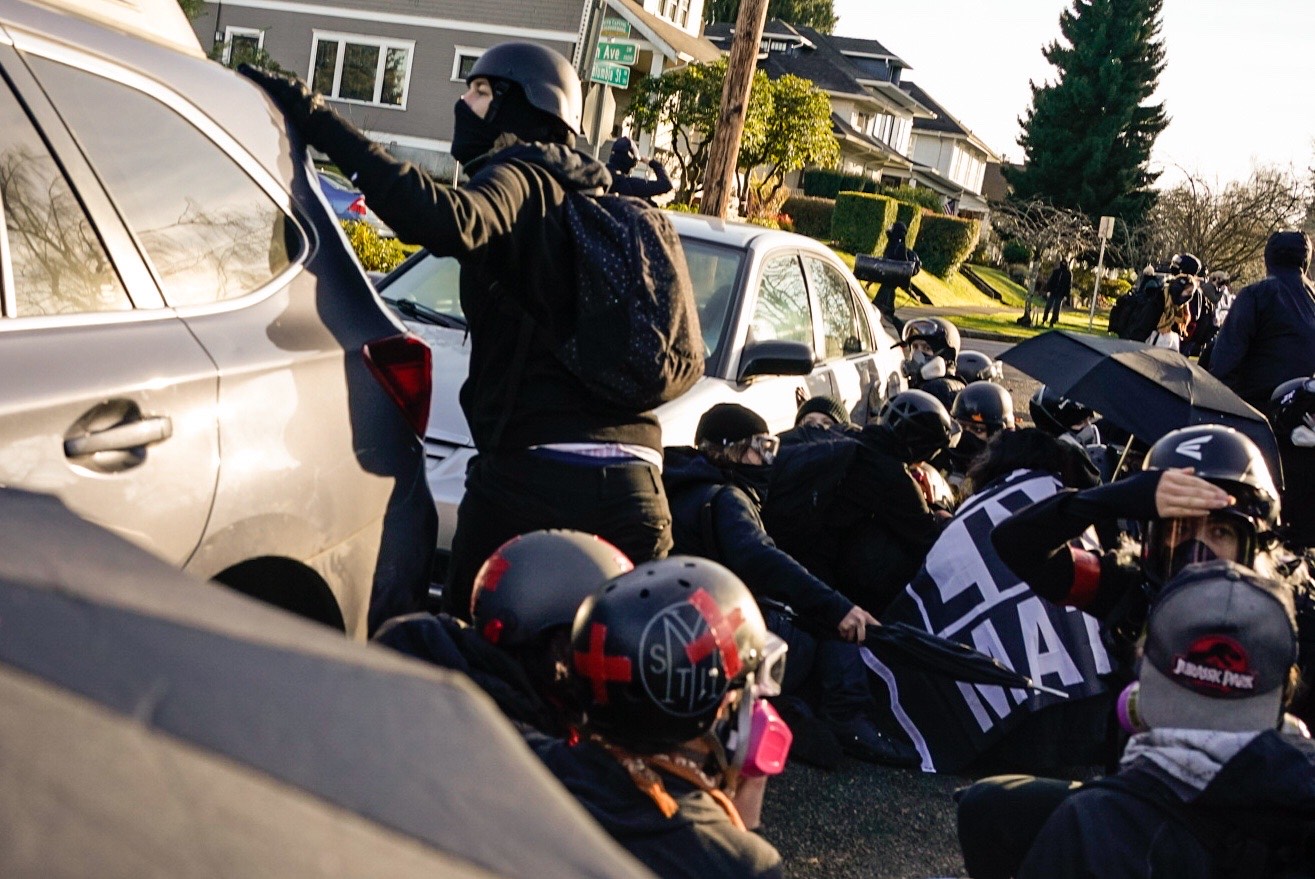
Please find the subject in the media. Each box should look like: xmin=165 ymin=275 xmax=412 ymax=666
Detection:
xmin=375 ymin=212 xmax=909 ymax=562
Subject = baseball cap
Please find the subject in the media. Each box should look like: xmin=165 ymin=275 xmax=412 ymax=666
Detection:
xmin=1139 ymin=560 xmax=1297 ymax=732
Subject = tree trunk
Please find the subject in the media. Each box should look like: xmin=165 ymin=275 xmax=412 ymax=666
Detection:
xmin=699 ymin=0 xmax=769 ymax=219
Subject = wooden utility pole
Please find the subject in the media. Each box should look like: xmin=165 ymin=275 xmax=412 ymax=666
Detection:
xmin=698 ymin=0 xmax=769 ymax=219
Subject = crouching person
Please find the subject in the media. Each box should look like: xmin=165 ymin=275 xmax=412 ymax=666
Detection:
xmin=663 ymin=403 xmax=915 ymax=767
xmin=531 ymin=558 xmax=786 ymax=878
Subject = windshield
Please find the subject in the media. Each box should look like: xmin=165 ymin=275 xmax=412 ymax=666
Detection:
xmin=377 ymin=237 xmax=744 ymax=358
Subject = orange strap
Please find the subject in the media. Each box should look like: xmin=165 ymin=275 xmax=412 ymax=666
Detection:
xmin=594 ymin=738 xmax=746 ymax=831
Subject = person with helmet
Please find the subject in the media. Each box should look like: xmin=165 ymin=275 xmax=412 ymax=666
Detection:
xmin=239 ymin=44 xmax=676 ymax=620
xmin=944 ymin=382 xmax=1016 ymax=487
xmin=662 ymin=404 xmax=914 ymax=766
xmin=606 ymin=136 xmax=673 ymax=205
xmin=1270 ymin=376 xmax=1315 ymax=549
xmin=872 ymin=221 xmax=921 ymax=332
xmin=529 ymin=557 xmax=785 ymax=878
xmin=1210 ymin=230 xmax=1315 ymax=411
xmin=1028 ymin=386 xmax=1101 ymax=448
xmin=372 ymin=530 xmax=634 ymax=736
xmin=991 ymin=425 xmax=1314 ymax=727
xmin=898 ymin=316 xmax=967 ymax=413
xmin=956 ymin=350 xmax=1003 ymax=384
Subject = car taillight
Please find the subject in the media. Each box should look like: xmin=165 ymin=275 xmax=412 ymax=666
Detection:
xmin=348 ymin=195 xmax=367 ymax=216
xmin=364 ymin=333 xmax=432 ymax=436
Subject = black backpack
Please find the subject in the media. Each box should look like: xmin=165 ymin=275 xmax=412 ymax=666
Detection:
xmin=1107 ymin=292 xmax=1136 ymax=338
xmin=555 ymin=192 xmax=704 ymax=411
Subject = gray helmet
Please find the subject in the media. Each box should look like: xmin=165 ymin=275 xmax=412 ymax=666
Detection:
xmin=467 ymin=41 xmax=582 ymax=134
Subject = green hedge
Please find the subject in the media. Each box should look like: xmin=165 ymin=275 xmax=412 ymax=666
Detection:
xmin=1001 ymin=239 xmax=1033 ymax=265
xmin=782 ymin=195 xmax=835 ymax=240
xmin=802 ymin=169 xmax=879 ymax=199
xmin=916 ymin=214 xmax=980 ymax=278
xmin=832 ymin=192 xmax=898 ymax=255
xmin=342 ymin=220 xmax=409 ymax=273
xmin=892 ymin=201 xmax=922 ymax=249
xmin=882 ymin=184 xmax=945 ymax=213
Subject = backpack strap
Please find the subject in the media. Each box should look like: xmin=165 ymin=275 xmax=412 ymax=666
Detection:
xmin=699 ymin=484 xmax=732 ymax=562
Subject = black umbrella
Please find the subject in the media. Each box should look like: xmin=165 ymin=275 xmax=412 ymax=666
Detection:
xmin=999 ymin=329 xmax=1281 ymax=484
xmin=0 ymin=488 xmax=651 ymax=879
xmin=862 ymin=623 xmax=1068 ymax=697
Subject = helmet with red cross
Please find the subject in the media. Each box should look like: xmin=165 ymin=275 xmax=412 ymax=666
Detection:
xmin=568 ymin=556 xmax=768 ymax=752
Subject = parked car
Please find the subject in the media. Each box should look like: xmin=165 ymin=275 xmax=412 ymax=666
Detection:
xmin=316 ymin=168 xmax=394 ymax=238
xmin=376 ymin=212 xmax=907 ymax=566
xmin=0 ymin=0 xmax=437 ymax=637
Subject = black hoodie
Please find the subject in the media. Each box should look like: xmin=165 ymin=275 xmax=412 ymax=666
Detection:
xmin=309 ymin=123 xmax=662 ymax=452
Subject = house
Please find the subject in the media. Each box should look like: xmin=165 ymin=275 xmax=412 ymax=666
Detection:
xmin=899 ymin=81 xmax=1000 ymax=219
xmin=188 ymin=0 xmax=716 ymax=174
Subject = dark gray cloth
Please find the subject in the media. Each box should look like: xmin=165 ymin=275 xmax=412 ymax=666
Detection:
xmin=1208 ymin=267 xmax=1315 ymax=410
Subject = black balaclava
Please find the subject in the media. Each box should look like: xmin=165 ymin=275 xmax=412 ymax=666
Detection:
xmin=608 ymin=137 xmax=638 ymax=174
xmin=451 ymin=80 xmax=575 ymax=165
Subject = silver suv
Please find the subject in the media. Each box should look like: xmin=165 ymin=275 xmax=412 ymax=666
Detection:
xmin=0 ymin=0 xmax=436 ymax=637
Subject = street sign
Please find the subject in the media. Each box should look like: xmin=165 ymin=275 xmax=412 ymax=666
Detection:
xmin=595 ymin=41 xmax=637 ymax=65
xmin=599 ymin=16 xmax=630 ymax=38
xmin=590 ymin=60 xmax=630 ymax=89
xmin=1098 ymin=215 xmax=1115 ymax=239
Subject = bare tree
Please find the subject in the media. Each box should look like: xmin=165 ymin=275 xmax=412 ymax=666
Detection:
xmin=1134 ymin=165 xmax=1310 ymax=283
xmin=992 ymin=199 xmax=1096 ymax=308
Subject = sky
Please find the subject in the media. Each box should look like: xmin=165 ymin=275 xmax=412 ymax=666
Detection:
xmin=829 ymin=0 xmax=1315 ymax=189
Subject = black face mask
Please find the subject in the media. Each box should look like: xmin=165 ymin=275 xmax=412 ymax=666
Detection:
xmin=1168 ymin=539 xmax=1219 ymax=577
xmin=948 ymin=430 xmax=986 ymax=470
xmin=729 ymin=463 xmax=773 ymax=503
xmin=451 ymin=98 xmax=503 ymax=165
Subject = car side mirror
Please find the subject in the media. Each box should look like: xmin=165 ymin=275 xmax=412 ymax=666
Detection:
xmin=737 ymin=340 xmax=815 ymax=382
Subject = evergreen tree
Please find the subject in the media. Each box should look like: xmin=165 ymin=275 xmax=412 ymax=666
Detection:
xmin=1005 ymin=0 xmax=1168 ymax=227
xmin=703 ymin=0 xmax=837 ymax=33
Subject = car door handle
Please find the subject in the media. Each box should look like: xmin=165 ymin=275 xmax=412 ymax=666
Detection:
xmin=64 ymin=416 xmax=172 ymax=457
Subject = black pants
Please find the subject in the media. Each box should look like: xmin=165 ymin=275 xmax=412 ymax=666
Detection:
xmin=764 ymin=608 xmax=870 ymax=722
xmin=956 ymin=775 xmax=1082 ymax=879
xmin=873 ymin=283 xmax=904 ymax=333
xmin=1042 ymin=292 xmax=1065 ymax=324
xmin=442 ymin=450 xmax=673 ymax=620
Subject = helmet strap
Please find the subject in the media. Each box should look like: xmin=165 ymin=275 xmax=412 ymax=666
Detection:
xmin=592 ymin=735 xmax=747 ymax=830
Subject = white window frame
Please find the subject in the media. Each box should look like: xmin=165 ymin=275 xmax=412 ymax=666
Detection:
xmin=222 ymin=26 xmax=264 ymax=65
xmin=309 ymin=30 xmax=415 ymax=110
xmin=451 ymin=46 xmax=484 ymax=82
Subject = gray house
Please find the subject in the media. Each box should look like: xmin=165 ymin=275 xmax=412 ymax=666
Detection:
xmin=191 ymin=0 xmax=715 ymax=174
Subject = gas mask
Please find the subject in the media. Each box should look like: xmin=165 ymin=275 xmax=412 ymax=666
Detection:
xmin=1142 ymin=512 xmax=1252 ymax=584
xmin=719 ymin=633 xmax=792 ymax=777
xmin=1292 ymin=425 xmax=1315 ymax=447
xmin=902 ymin=353 xmax=947 ymax=383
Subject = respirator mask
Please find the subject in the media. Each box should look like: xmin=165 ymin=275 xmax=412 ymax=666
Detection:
xmin=720 ymin=632 xmax=792 ymax=777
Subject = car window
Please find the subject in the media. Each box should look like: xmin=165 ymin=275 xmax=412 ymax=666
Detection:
xmin=384 ymin=253 xmax=463 ymax=317
xmin=751 ymin=253 xmax=813 ymax=350
xmin=681 ymin=239 xmax=742 ymax=359
xmin=0 ymin=77 xmax=130 ymax=317
xmin=27 ymin=57 xmax=300 ymax=308
xmin=806 ymin=256 xmax=868 ymax=358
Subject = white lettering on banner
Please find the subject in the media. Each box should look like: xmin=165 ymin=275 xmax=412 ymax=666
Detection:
xmin=959 ymin=619 xmax=1030 ymax=733
xmin=1018 ymin=596 xmax=1084 ymax=687
xmin=1083 ymin=611 xmax=1113 ymax=675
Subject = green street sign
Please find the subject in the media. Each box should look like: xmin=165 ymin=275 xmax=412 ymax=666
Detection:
xmin=590 ymin=61 xmax=631 ymax=89
xmin=599 ymin=16 xmax=631 ymax=38
xmin=595 ymin=41 xmax=637 ymax=65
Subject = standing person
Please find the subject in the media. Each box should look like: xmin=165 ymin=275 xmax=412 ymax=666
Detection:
xmin=1041 ymin=257 xmax=1073 ymax=327
xmin=1269 ymin=377 xmax=1315 ymax=549
xmin=1016 ymin=561 xmax=1313 ymax=879
xmin=240 ymin=44 xmax=686 ymax=620
xmin=606 ymin=136 xmax=673 ymax=205
xmin=1209 ymin=230 xmax=1315 ymax=411
xmin=873 ymin=221 xmax=920 ymax=332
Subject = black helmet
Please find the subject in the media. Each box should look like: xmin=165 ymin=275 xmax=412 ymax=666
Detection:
xmin=952 ymin=382 xmax=1016 ymax=434
xmin=1140 ymin=425 xmax=1280 ymax=582
xmin=1170 ymin=252 xmax=1203 ymax=277
xmin=956 ymin=350 xmax=1001 ymax=383
xmin=471 ymin=530 xmax=633 ymax=647
xmin=877 ymin=389 xmax=961 ymax=463
xmin=1269 ymin=376 xmax=1315 ymax=445
xmin=1029 ymin=386 xmax=1093 ymax=437
xmin=569 ymin=557 xmax=767 ymax=752
xmin=467 ymin=41 xmax=583 ymax=134
xmin=901 ymin=317 xmax=961 ymax=364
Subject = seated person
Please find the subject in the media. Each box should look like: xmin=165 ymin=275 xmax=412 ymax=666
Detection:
xmin=898 ymin=317 xmax=966 ymax=413
xmin=531 ymin=557 xmax=786 ymax=879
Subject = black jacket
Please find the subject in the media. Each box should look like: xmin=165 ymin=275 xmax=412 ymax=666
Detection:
xmin=662 ymin=447 xmax=853 ymax=632
xmin=1018 ymin=730 xmax=1315 ymax=878
xmin=309 ymin=126 xmax=661 ymax=452
xmin=1209 ymin=267 xmax=1315 ymax=411
xmin=1045 ymin=264 xmax=1073 ymax=298
xmin=608 ymin=159 xmax=673 ymax=204
xmin=528 ymin=734 xmax=782 ymax=879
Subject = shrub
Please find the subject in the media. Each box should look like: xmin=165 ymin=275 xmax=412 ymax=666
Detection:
xmin=782 ymin=195 xmax=835 ymax=240
xmin=1001 ymin=239 xmax=1033 ymax=265
xmin=802 ymin=168 xmax=879 ymax=199
xmin=663 ymin=202 xmax=700 ymax=213
xmin=882 ymin=184 xmax=945 ymax=213
xmin=892 ymin=201 xmax=922 ymax=248
xmin=831 ymin=192 xmax=898 ymax=255
xmin=342 ymin=220 xmax=408 ymax=273
xmin=1072 ymin=270 xmax=1132 ymax=306
xmin=916 ymin=214 xmax=981 ymax=278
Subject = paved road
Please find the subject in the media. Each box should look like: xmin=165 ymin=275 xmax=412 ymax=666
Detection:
xmin=757 ymin=334 xmax=1042 ymax=879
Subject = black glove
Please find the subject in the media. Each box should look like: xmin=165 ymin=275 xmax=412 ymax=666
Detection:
xmin=238 ymin=63 xmax=327 ymax=133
